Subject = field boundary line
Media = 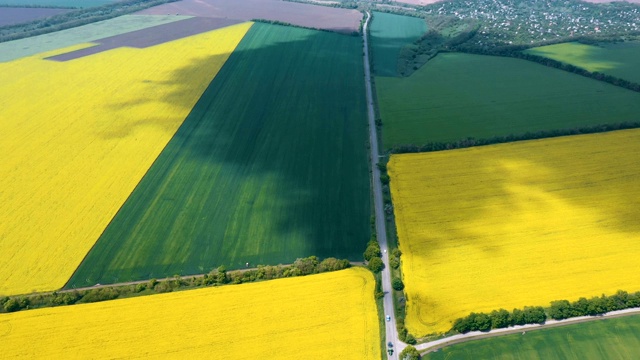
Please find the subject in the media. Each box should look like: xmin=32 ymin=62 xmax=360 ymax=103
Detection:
xmin=416 ymin=307 xmax=640 ymax=354
xmin=22 ymin=262 xmax=365 ymax=297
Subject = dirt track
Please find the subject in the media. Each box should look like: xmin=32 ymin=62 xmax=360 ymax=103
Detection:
xmin=47 ymin=17 xmax=242 ymax=61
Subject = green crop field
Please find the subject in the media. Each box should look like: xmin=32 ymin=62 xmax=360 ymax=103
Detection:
xmin=526 ymin=41 xmax=640 ymax=84
xmin=424 ymin=315 xmax=640 ymax=360
xmin=0 ymin=0 xmax=116 ymax=8
xmin=370 ymin=11 xmax=426 ymax=77
xmin=66 ymin=23 xmax=370 ymax=287
xmin=376 ymin=52 xmax=640 ymax=149
xmin=0 ymin=15 xmax=190 ymax=62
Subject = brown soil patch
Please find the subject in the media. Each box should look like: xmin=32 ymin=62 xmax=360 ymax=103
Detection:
xmin=136 ymin=0 xmax=362 ymax=34
xmin=46 ymin=17 xmax=242 ymax=61
xmin=0 ymin=7 xmax=70 ymax=27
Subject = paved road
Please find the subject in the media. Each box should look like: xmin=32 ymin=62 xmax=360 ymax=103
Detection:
xmin=415 ymin=307 xmax=640 ymax=354
xmin=362 ymin=11 xmax=406 ymax=357
xmin=361 ymin=12 xmax=640 ymax=356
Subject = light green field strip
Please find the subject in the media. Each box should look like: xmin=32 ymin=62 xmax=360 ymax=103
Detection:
xmin=370 ymin=11 xmax=426 ymax=77
xmin=526 ymin=41 xmax=640 ymax=84
xmin=0 ymin=14 xmax=191 ymax=62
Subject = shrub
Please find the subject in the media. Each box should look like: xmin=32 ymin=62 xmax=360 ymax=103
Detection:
xmin=367 ymin=257 xmax=384 ymax=273
xmin=392 ymin=278 xmax=405 ymax=291
xmin=318 ymin=257 xmax=350 ymax=272
xmin=3 ymin=298 xmax=21 ymax=312
xmin=363 ymin=241 xmax=381 ymax=261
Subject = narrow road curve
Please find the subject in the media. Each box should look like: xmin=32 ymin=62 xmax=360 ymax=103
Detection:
xmin=362 ymin=11 xmax=406 ymax=357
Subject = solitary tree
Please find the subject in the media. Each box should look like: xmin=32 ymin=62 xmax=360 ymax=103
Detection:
xmin=392 ymin=277 xmax=404 ymax=291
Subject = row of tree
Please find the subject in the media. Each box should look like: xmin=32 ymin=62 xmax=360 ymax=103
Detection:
xmin=452 ymin=306 xmax=547 ymax=333
xmin=251 ymin=18 xmax=359 ymax=36
xmin=390 ymin=122 xmax=640 ymax=154
xmin=451 ymin=289 xmax=640 ymax=334
xmin=0 ymin=256 xmax=351 ymax=314
xmin=452 ymin=40 xmax=640 ymax=93
xmin=282 ymin=0 xmax=358 ymax=10
xmin=548 ymin=290 xmax=640 ymax=320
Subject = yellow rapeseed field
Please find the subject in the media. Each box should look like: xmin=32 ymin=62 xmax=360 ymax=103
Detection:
xmin=0 ymin=268 xmax=380 ymax=359
xmin=0 ymin=22 xmax=253 ymax=296
xmin=389 ymin=129 xmax=640 ymax=336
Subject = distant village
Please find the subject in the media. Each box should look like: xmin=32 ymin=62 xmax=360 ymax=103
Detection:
xmin=387 ymin=0 xmax=640 ymax=45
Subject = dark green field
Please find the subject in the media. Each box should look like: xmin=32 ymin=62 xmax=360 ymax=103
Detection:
xmin=377 ymin=52 xmax=640 ymax=149
xmin=424 ymin=315 xmax=640 ymax=360
xmin=370 ymin=11 xmax=426 ymax=77
xmin=66 ymin=23 xmax=370 ymax=287
xmin=526 ymin=41 xmax=640 ymax=84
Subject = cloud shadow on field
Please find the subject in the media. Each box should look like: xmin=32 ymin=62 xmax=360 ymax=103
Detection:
xmin=96 ymin=50 xmax=234 ymax=140
xmin=400 ymin=137 xmax=640 ymax=258
xmin=397 ymin=134 xmax=640 ymax=334
xmin=369 ymin=35 xmax=423 ymax=77
xmin=65 ymin=23 xmax=372 ymax=287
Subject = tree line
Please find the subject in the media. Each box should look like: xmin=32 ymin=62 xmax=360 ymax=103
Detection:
xmin=452 ymin=306 xmax=546 ymax=333
xmin=251 ymin=18 xmax=359 ymax=36
xmin=452 ymin=41 xmax=640 ymax=93
xmin=390 ymin=122 xmax=640 ymax=154
xmin=0 ymin=256 xmax=350 ymax=314
xmin=451 ymin=289 xmax=640 ymax=334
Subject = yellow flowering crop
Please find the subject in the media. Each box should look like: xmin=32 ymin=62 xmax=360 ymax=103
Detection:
xmin=0 ymin=22 xmax=253 ymax=296
xmin=389 ymin=130 xmax=640 ymax=336
xmin=0 ymin=268 xmax=380 ymax=359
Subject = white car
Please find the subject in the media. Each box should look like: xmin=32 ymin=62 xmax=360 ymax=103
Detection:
xmin=386 ymin=315 xmax=391 ymax=322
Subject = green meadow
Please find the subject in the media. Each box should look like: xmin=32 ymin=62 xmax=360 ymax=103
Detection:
xmin=526 ymin=41 xmax=640 ymax=84
xmin=377 ymin=52 xmax=640 ymax=149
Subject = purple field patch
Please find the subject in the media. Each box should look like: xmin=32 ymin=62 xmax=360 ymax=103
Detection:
xmin=136 ymin=0 xmax=362 ymax=34
xmin=0 ymin=7 xmax=70 ymax=27
xmin=46 ymin=17 xmax=243 ymax=61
